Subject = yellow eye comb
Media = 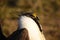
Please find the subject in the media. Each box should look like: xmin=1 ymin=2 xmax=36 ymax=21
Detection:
xmin=32 ymin=13 xmax=37 ymax=18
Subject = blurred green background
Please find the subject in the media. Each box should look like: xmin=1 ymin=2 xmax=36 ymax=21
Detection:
xmin=0 ymin=0 xmax=60 ymax=40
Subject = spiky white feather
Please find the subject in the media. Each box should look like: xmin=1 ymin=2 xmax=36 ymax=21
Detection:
xmin=19 ymin=16 xmax=46 ymax=40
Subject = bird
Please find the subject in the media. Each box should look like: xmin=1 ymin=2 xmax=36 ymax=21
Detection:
xmin=0 ymin=12 xmax=46 ymax=40
xmin=18 ymin=12 xmax=46 ymax=40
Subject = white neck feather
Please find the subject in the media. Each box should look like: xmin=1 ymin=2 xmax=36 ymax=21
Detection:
xmin=18 ymin=16 xmax=46 ymax=40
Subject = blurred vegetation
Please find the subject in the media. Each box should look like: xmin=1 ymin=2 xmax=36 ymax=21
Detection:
xmin=0 ymin=0 xmax=60 ymax=40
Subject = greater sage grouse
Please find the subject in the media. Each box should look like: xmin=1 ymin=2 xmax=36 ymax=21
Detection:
xmin=0 ymin=12 xmax=46 ymax=40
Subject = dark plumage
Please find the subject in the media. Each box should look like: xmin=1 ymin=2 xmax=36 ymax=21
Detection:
xmin=0 ymin=28 xmax=29 ymax=40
